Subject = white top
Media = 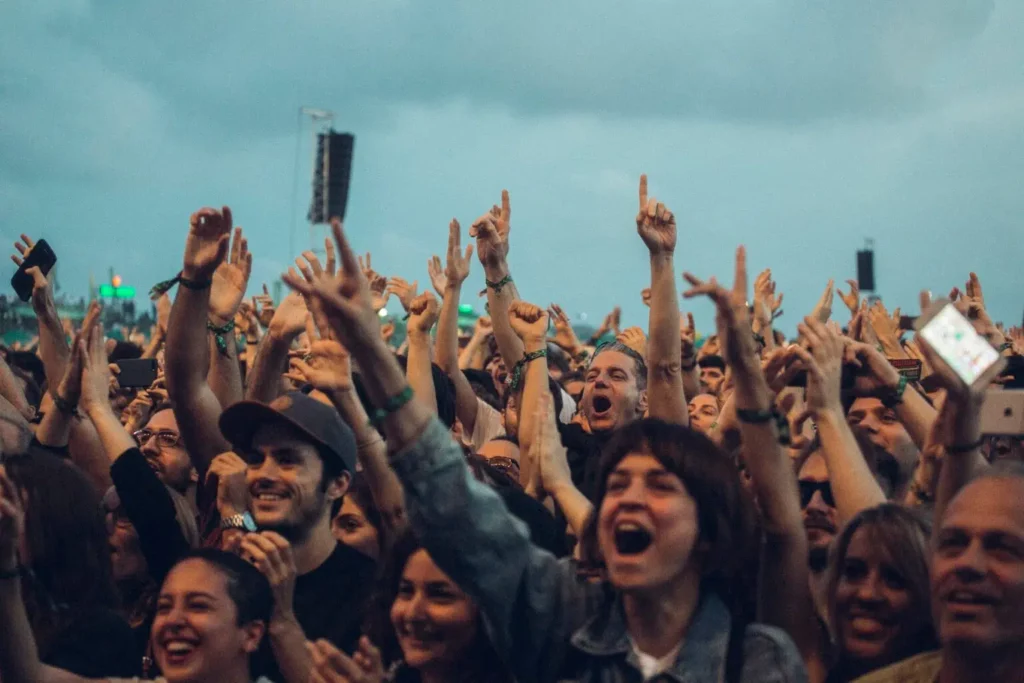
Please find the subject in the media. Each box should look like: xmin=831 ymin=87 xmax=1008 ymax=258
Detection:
xmin=469 ymin=391 xmax=577 ymax=452
xmin=629 ymin=637 xmax=683 ymax=681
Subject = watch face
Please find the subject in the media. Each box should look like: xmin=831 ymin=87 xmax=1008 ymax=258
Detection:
xmin=242 ymin=512 xmax=257 ymax=532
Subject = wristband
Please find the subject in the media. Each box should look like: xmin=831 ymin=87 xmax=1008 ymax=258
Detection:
xmin=368 ymin=386 xmax=415 ymax=427
xmin=207 ymin=319 xmax=236 ymax=356
xmin=149 ymin=272 xmax=212 ymax=299
xmin=485 ymin=274 xmax=513 ymax=295
xmin=997 ymin=341 xmax=1012 ymax=353
xmin=880 ymin=375 xmax=908 ymax=409
xmin=52 ymin=393 xmax=80 ymax=417
xmin=948 ymin=438 xmax=985 ymax=454
xmin=752 ymin=332 xmax=766 ymax=349
xmin=735 ymin=407 xmax=791 ymax=445
xmin=888 ymin=358 xmax=923 ymax=382
xmin=506 ymin=349 xmax=547 ymax=392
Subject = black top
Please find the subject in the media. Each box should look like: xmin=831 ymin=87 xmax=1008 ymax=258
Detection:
xmin=559 ymin=423 xmax=610 ymax=503
xmin=253 ymin=541 xmax=377 ymax=681
xmin=41 ymin=605 xmax=141 ymax=678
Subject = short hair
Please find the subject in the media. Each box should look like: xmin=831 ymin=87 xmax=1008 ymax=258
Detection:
xmin=589 ymin=342 xmax=648 ymax=391
xmin=177 ymin=549 xmax=272 ymax=626
xmin=580 ymin=419 xmax=756 ymax=617
xmin=501 ymin=377 xmax=564 ymax=419
xmin=463 ymin=369 xmax=500 ymax=411
xmin=698 ymin=355 xmax=726 ymax=372
xmin=546 ymin=343 xmax=571 ymax=375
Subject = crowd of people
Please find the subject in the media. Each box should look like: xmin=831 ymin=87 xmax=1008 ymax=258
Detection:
xmin=0 ymin=176 xmax=1021 ymax=683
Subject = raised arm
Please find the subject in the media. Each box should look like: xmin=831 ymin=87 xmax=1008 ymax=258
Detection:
xmin=283 ymin=220 xmax=590 ymax=682
xmin=245 ymin=292 xmax=309 ymax=403
xmin=793 ymin=318 xmax=886 ymax=522
xmin=636 ymin=175 xmax=687 ymax=425
xmin=11 ymin=236 xmax=71 ymax=395
xmin=405 ymin=292 xmax=439 ymax=415
xmin=434 ymin=220 xmax=482 ymax=433
xmin=684 ymin=248 xmax=822 ymax=678
xmin=470 ymin=191 xmax=525 ymax=370
xmin=506 ymin=301 xmax=550 ymax=491
xmin=165 ymin=207 xmax=236 ymax=480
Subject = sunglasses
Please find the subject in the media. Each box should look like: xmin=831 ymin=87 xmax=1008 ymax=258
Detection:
xmin=133 ymin=429 xmax=182 ymax=449
xmin=799 ymin=480 xmax=835 ymax=508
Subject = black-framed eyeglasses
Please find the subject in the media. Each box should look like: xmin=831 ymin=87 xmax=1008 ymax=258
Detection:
xmin=133 ymin=429 xmax=182 ymax=449
xmin=799 ymin=480 xmax=835 ymax=508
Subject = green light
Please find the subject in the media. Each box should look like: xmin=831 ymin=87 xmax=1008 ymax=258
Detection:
xmin=98 ymin=284 xmax=135 ymax=299
xmin=458 ymin=304 xmax=474 ymax=315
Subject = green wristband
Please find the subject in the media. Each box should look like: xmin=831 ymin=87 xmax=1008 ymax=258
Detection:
xmin=368 ymin=386 xmax=415 ymax=427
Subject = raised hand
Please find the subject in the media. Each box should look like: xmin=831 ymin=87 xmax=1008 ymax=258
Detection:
xmin=508 ymin=301 xmax=549 ymax=344
xmin=308 ymin=636 xmax=384 ymax=683
xmin=641 ymin=288 xmax=652 ymax=308
xmin=427 ymin=255 xmax=447 ymax=296
xmin=680 ymin=312 xmax=697 ymax=359
xmin=837 ymin=279 xmax=860 ymax=315
xmin=268 ymin=291 xmax=309 ymax=341
xmin=635 ymin=174 xmax=676 ymax=255
xmin=547 ymin=304 xmax=581 ymax=354
xmin=209 ymin=227 xmax=253 ymax=325
xmin=293 ymin=251 xmax=339 ymax=341
xmin=11 ymin=235 xmax=55 ymax=314
xmin=472 ymin=316 xmax=493 ymax=340
xmin=444 ymin=218 xmax=474 ymax=287
xmin=239 ymin=531 xmax=298 ymax=619
xmin=183 ymin=207 xmax=233 ymax=281
xmin=469 ymin=190 xmax=511 ymax=268
xmin=206 ymin=451 xmax=249 ymax=519
xmin=790 ymin=317 xmax=846 ymax=416
xmin=78 ymin=308 xmax=113 ymax=413
xmin=386 ymin=277 xmax=419 ymax=314
xmin=811 ymin=279 xmax=835 ymax=324
xmin=407 ymin=292 xmax=439 ymax=335
xmin=683 ymin=246 xmax=755 ymax=367
xmin=287 ymin=332 xmax=354 ymax=395
xmin=617 ymin=326 xmax=647 ymax=358
xmin=282 ymin=220 xmax=382 ymax=353
xmin=594 ymin=307 xmax=621 ymax=339
xmin=867 ymin=300 xmax=905 ymax=357
xmin=752 ymin=269 xmax=783 ymax=329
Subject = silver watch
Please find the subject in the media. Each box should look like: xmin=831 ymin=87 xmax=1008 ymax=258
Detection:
xmin=220 ymin=511 xmax=257 ymax=532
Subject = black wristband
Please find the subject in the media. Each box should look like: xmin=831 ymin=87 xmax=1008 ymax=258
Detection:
xmin=52 ymin=393 xmax=80 ymax=417
xmin=948 ymin=438 xmax=985 ymax=454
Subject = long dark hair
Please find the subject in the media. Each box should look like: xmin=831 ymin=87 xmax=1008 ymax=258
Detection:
xmin=367 ymin=528 xmax=513 ymax=683
xmin=579 ymin=419 xmax=758 ymax=620
xmin=3 ymin=452 xmax=120 ymax=654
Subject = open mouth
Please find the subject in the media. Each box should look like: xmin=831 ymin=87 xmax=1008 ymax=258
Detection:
xmin=614 ymin=522 xmax=653 ymax=555
xmin=592 ymin=395 xmax=612 ymax=415
xmin=250 ymin=486 xmax=291 ymax=507
xmin=160 ymin=638 xmax=199 ymax=666
xmin=945 ymin=590 xmax=995 ymax=607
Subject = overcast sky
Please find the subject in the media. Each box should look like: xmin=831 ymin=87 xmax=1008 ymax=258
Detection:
xmin=2 ymin=0 xmax=1022 ymax=333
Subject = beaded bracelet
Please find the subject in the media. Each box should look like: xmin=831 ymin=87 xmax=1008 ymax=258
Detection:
xmin=506 ymin=349 xmax=547 ymax=392
xmin=485 ymin=274 xmax=513 ymax=294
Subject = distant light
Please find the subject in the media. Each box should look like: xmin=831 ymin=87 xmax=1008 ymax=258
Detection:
xmin=458 ymin=304 xmax=474 ymax=315
xmin=580 ymin=312 xmax=588 ymax=322
xmin=112 ymin=275 xmax=122 ymax=288
xmin=378 ymin=308 xmax=388 ymax=318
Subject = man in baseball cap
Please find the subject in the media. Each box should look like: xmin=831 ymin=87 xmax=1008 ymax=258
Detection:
xmin=219 ymin=391 xmax=376 ymax=681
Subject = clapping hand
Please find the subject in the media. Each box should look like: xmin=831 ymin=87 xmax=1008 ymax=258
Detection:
xmin=308 ymin=636 xmax=384 ymax=683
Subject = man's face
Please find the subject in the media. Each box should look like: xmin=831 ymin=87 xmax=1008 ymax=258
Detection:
xmin=244 ymin=423 xmax=345 ymax=542
xmin=798 ymin=452 xmax=838 ymax=555
xmin=503 ymin=393 xmax=520 ymax=440
xmin=485 ymin=356 xmax=507 ymax=400
xmin=107 ymin=512 xmax=148 ymax=583
xmin=687 ymin=394 xmax=720 ymax=434
xmin=700 ymin=366 xmax=725 ymax=396
xmin=151 ymin=559 xmax=263 ymax=682
xmin=847 ymin=398 xmax=918 ymax=476
xmin=138 ymin=410 xmax=194 ymax=493
xmin=582 ymin=351 xmax=646 ymax=433
xmin=932 ymin=477 xmax=1024 ymax=654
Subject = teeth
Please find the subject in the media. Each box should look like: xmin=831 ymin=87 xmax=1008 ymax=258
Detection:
xmin=166 ymin=641 xmax=194 ymax=654
xmin=616 ymin=522 xmax=643 ymax=532
xmin=256 ymin=493 xmax=284 ymax=501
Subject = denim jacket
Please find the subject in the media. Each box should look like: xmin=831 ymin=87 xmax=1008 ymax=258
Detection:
xmin=392 ymin=419 xmax=809 ymax=683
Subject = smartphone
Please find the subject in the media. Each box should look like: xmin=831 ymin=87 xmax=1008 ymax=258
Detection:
xmin=116 ymin=359 xmax=158 ymax=389
xmin=915 ymin=300 xmax=1007 ymax=391
xmin=898 ymin=315 xmax=918 ymax=331
xmin=980 ymin=390 xmax=1024 ymax=436
xmin=11 ymin=239 xmax=57 ymax=302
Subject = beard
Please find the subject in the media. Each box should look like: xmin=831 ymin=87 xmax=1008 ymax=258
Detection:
xmin=258 ymin=486 xmax=329 ymax=543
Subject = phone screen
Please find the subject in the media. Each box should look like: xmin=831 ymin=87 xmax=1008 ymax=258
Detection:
xmin=919 ymin=304 xmax=1001 ymax=385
